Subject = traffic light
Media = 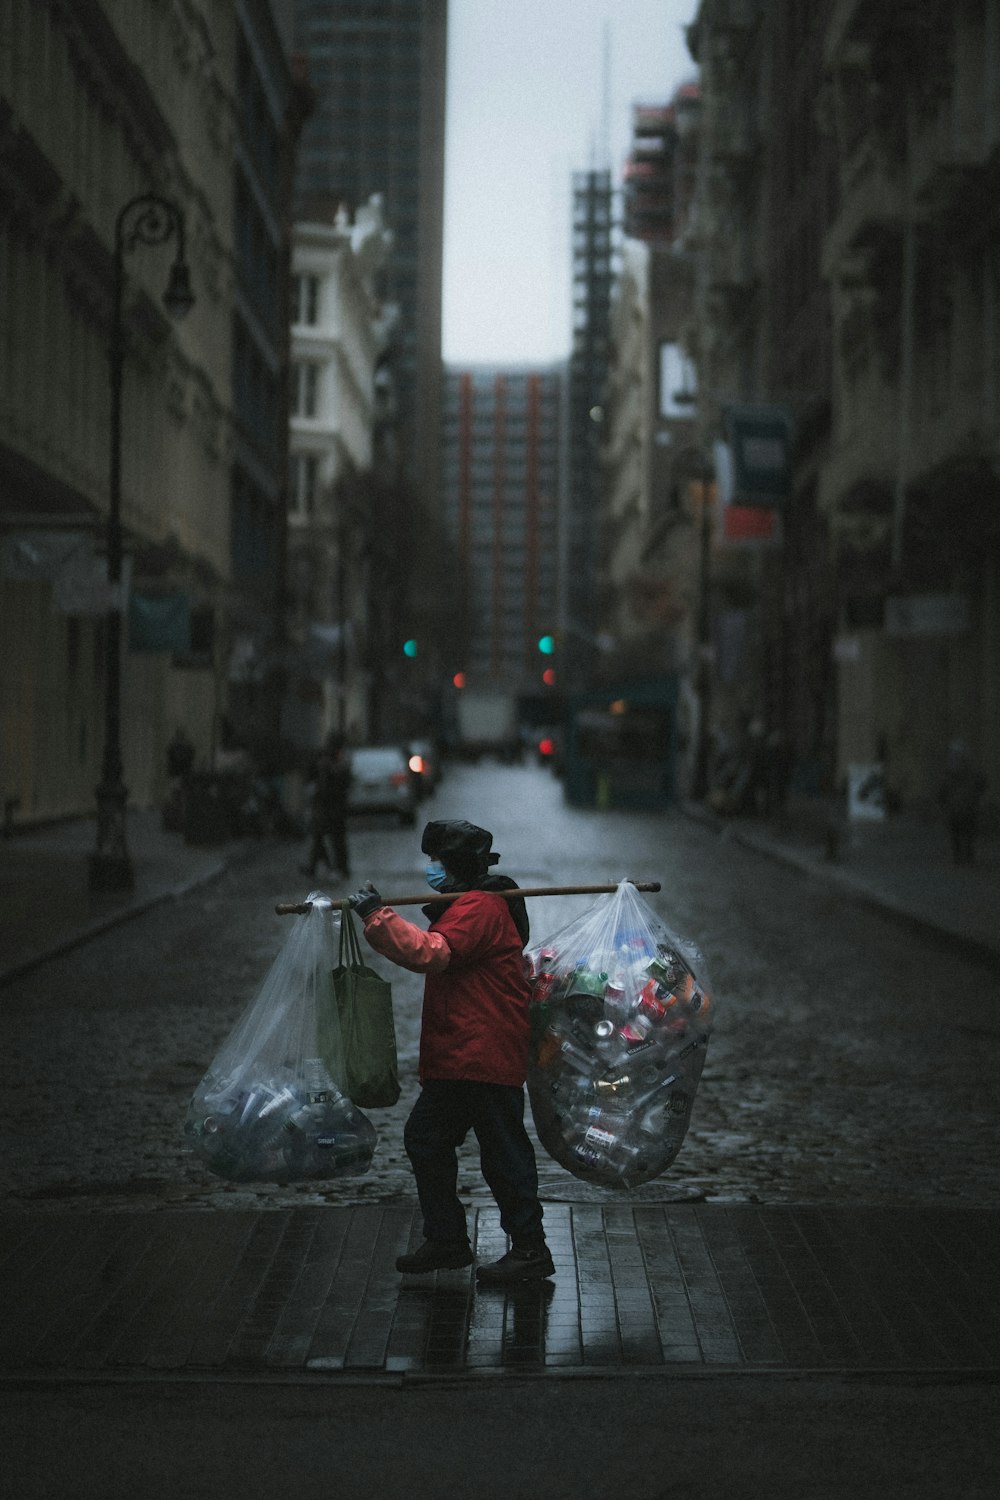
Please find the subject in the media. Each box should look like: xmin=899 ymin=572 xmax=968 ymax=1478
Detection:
xmin=452 ymin=671 xmax=466 ymax=689
xmin=538 ymin=634 xmax=555 ymax=655
xmin=403 ymin=638 xmax=418 ymax=658
xmin=542 ymin=667 xmax=556 ymax=687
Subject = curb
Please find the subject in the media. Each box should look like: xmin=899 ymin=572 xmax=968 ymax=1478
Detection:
xmin=679 ymin=801 xmax=1000 ymax=971
xmin=0 ymin=846 xmax=249 ymax=988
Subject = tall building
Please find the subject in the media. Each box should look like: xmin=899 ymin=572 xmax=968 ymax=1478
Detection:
xmin=598 ymin=81 xmax=703 ymax=798
xmin=565 ymin=169 xmax=615 ymax=690
xmin=285 ymin=198 xmax=391 ymax=746
xmin=686 ymin=0 xmax=836 ymax=785
xmin=282 ymin=0 xmax=447 ymax=521
xmin=0 ymin=1 xmax=300 ymax=826
xmin=441 ymin=365 xmax=563 ymax=692
xmin=228 ymin=0 xmax=308 ymax=756
xmin=819 ymin=0 xmax=1000 ymax=803
xmin=685 ymin=0 xmax=1000 ymax=811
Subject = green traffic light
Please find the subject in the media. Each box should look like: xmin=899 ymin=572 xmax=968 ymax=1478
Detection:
xmin=538 ymin=634 xmax=555 ymax=655
xmin=403 ymin=639 xmax=418 ymax=658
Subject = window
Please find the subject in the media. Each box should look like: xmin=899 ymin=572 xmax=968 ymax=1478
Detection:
xmin=290 ymin=361 xmax=321 ymax=417
xmin=658 ymin=341 xmax=697 ymax=417
xmin=292 ymin=273 xmax=320 ymax=325
xmin=289 ymin=452 xmax=320 ymax=516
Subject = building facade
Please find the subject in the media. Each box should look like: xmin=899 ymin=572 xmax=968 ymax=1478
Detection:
xmin=440 ymin=364 xmax=563 ymax=695
xmin=227 ymin=0 xmax=307 ymax=761
xmin=285 ymin=197 xmax=390 ymax=747
xmin=598 ymin=82 xmax=703 ymax=792
xmin=819 ymin=0 xmax=1000 ymax=806
xmin=686 ymin=0 xmax=840 ymax=796
xmin=281 ymin=0 xmax=447 ymax=522
xmin=0 ymin=0 xmax=300 ymax=825
xmin=683 ymin=0 xmax=999 ymax=811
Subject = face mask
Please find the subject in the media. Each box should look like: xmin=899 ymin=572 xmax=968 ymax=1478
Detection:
xmin=425 ymin=861 xmax=448 ymax=891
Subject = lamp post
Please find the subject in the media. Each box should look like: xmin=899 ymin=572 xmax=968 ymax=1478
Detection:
xmin=690 ymin=465 xmax=715 ymax=803
xmin=90 ymin=193 xmax=195 ymax=892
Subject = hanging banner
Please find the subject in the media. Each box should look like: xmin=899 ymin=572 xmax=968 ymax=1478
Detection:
xmin=128 ymin=591 xmax=192 ymax=653
xmin=712 ymin=440 xmax=778 ymax=545
xmin=722 ymin=403 xmax=793 ymax=507
xmin=723 ymin=505 xmax=778 ymax=544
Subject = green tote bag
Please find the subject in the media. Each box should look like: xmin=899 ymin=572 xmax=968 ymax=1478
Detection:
xmin=325 ymin=907 xmax=401 ymax=1108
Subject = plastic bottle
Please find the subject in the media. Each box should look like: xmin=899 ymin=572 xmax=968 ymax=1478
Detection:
xmin=568 ymin=964 xmax=608 ymax=999
xmin=558 ymin=1036 xmax=599 ymax=1075
xmin=304 ymin=1056 xmax=341 ymax=1106
xmin=567 ymin=1112 xmax=644 ymax=1180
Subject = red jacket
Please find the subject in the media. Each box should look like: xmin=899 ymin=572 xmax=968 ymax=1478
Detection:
xmin=361 ymin=890 xmax=531 ymax=1087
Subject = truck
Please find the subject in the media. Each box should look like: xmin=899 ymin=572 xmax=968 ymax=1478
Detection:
xmin=454 ymin=688 xmax=521 ymax=762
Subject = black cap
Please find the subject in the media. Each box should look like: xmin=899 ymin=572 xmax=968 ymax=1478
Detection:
xmin=420 ymin=819 xmax=500 ymax=875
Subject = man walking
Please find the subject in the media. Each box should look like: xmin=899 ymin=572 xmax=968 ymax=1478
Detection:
xmin=349 ymin=819 xmax=555 ymax=1286
xmin=301 ymin=732 xmax=352 ymax=880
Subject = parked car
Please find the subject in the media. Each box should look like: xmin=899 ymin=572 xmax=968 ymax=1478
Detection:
xmin=407 ymin=738 xmax=441 ymax=799
xmin=347 ymin=745 xmax=417 ymax=825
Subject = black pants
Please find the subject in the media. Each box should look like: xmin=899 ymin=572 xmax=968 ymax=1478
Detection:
xmin=306 ymin=815 xmax=349 ymax=876
xmin=404 ymin=1080 xmax=545 ymax=1247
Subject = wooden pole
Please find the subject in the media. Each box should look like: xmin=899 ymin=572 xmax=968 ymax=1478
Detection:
xmin=275 ymin=879 xmax=660 ymax=916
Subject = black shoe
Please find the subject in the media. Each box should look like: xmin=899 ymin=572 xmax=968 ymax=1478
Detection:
xmin=475 ymin=1243 xmax=555 ymax=1286
xmin=396 ymin=1239 xmax=474 ymax=1274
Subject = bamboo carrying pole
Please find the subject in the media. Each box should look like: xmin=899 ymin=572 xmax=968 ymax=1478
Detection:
xmin=275 ymin=879 xmax=660 ymax=917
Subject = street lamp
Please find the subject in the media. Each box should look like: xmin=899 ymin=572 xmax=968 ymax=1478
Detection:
xmin=689 ymin=462 xmax=716 ymax=803
xmin=90 ymin=193 xmax=195 ymax=892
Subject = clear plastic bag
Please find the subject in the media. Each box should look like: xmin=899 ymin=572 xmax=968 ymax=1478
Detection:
xmin=525 ymin=880 xmax=714 ymax=1189
xmin=184 ymin=894 xmax=377 ymax=1183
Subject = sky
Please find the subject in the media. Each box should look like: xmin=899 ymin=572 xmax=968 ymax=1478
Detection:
xmin=442 ymin=0 xmax=700 ymax=365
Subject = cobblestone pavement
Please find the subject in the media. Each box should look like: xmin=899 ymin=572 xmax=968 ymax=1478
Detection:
xmin=2 ymin=763 xmax=999 ymax=1214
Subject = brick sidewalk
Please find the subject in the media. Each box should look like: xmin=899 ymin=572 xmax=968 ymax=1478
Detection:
xmin=0 ymin=811 xmax=249 ymax=985
xmin=3 ymin=1203 xmax=998 ymax=1380
xmin=683 ymin=798 xmax=1000 ymax=967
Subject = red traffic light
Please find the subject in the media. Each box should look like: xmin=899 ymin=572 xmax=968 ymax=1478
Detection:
xmin=453 ymin=671 xmax=467 ymax=689
xmin=542 ymin=668 xmax=556 ymax=687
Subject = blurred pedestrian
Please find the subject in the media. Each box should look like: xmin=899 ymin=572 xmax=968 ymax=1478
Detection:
xmin=763 ymin=726 xmax=792 ymax=818
xmin=300 ymin=731 xmax=352 ymax=880
xmin=166 ymin=725 xmax=195 ymax=782
xmin=163 ymin=725 xmax=196 ymax=832
xmin=939 ymin=739 xmax=987 ymax=865
xmin=348 ymin=818 xmax=554 ymax=1286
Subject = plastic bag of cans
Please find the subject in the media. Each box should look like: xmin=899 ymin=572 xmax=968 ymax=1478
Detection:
xmin=184 ymin=894 xmax=377 ymax=1184
xmin=525 ymin=880 xmax=713 ymax=1189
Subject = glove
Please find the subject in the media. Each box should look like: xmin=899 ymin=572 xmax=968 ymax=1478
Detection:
xmin=348 ymin=881 xmax=384 ymax=920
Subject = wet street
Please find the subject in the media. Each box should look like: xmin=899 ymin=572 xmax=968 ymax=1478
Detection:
xmin=2 ymin=760 xmax=999 ymax=1213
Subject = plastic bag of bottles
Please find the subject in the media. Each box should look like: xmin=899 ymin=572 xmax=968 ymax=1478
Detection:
xmin=184 ymin=893 xmax=377 ymax=1183
xmin=525 ymin=879 xmax=713 ymax=1189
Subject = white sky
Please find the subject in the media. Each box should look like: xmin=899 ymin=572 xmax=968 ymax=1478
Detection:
xmin=442 ymin=0 xmax=700 ymax=365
